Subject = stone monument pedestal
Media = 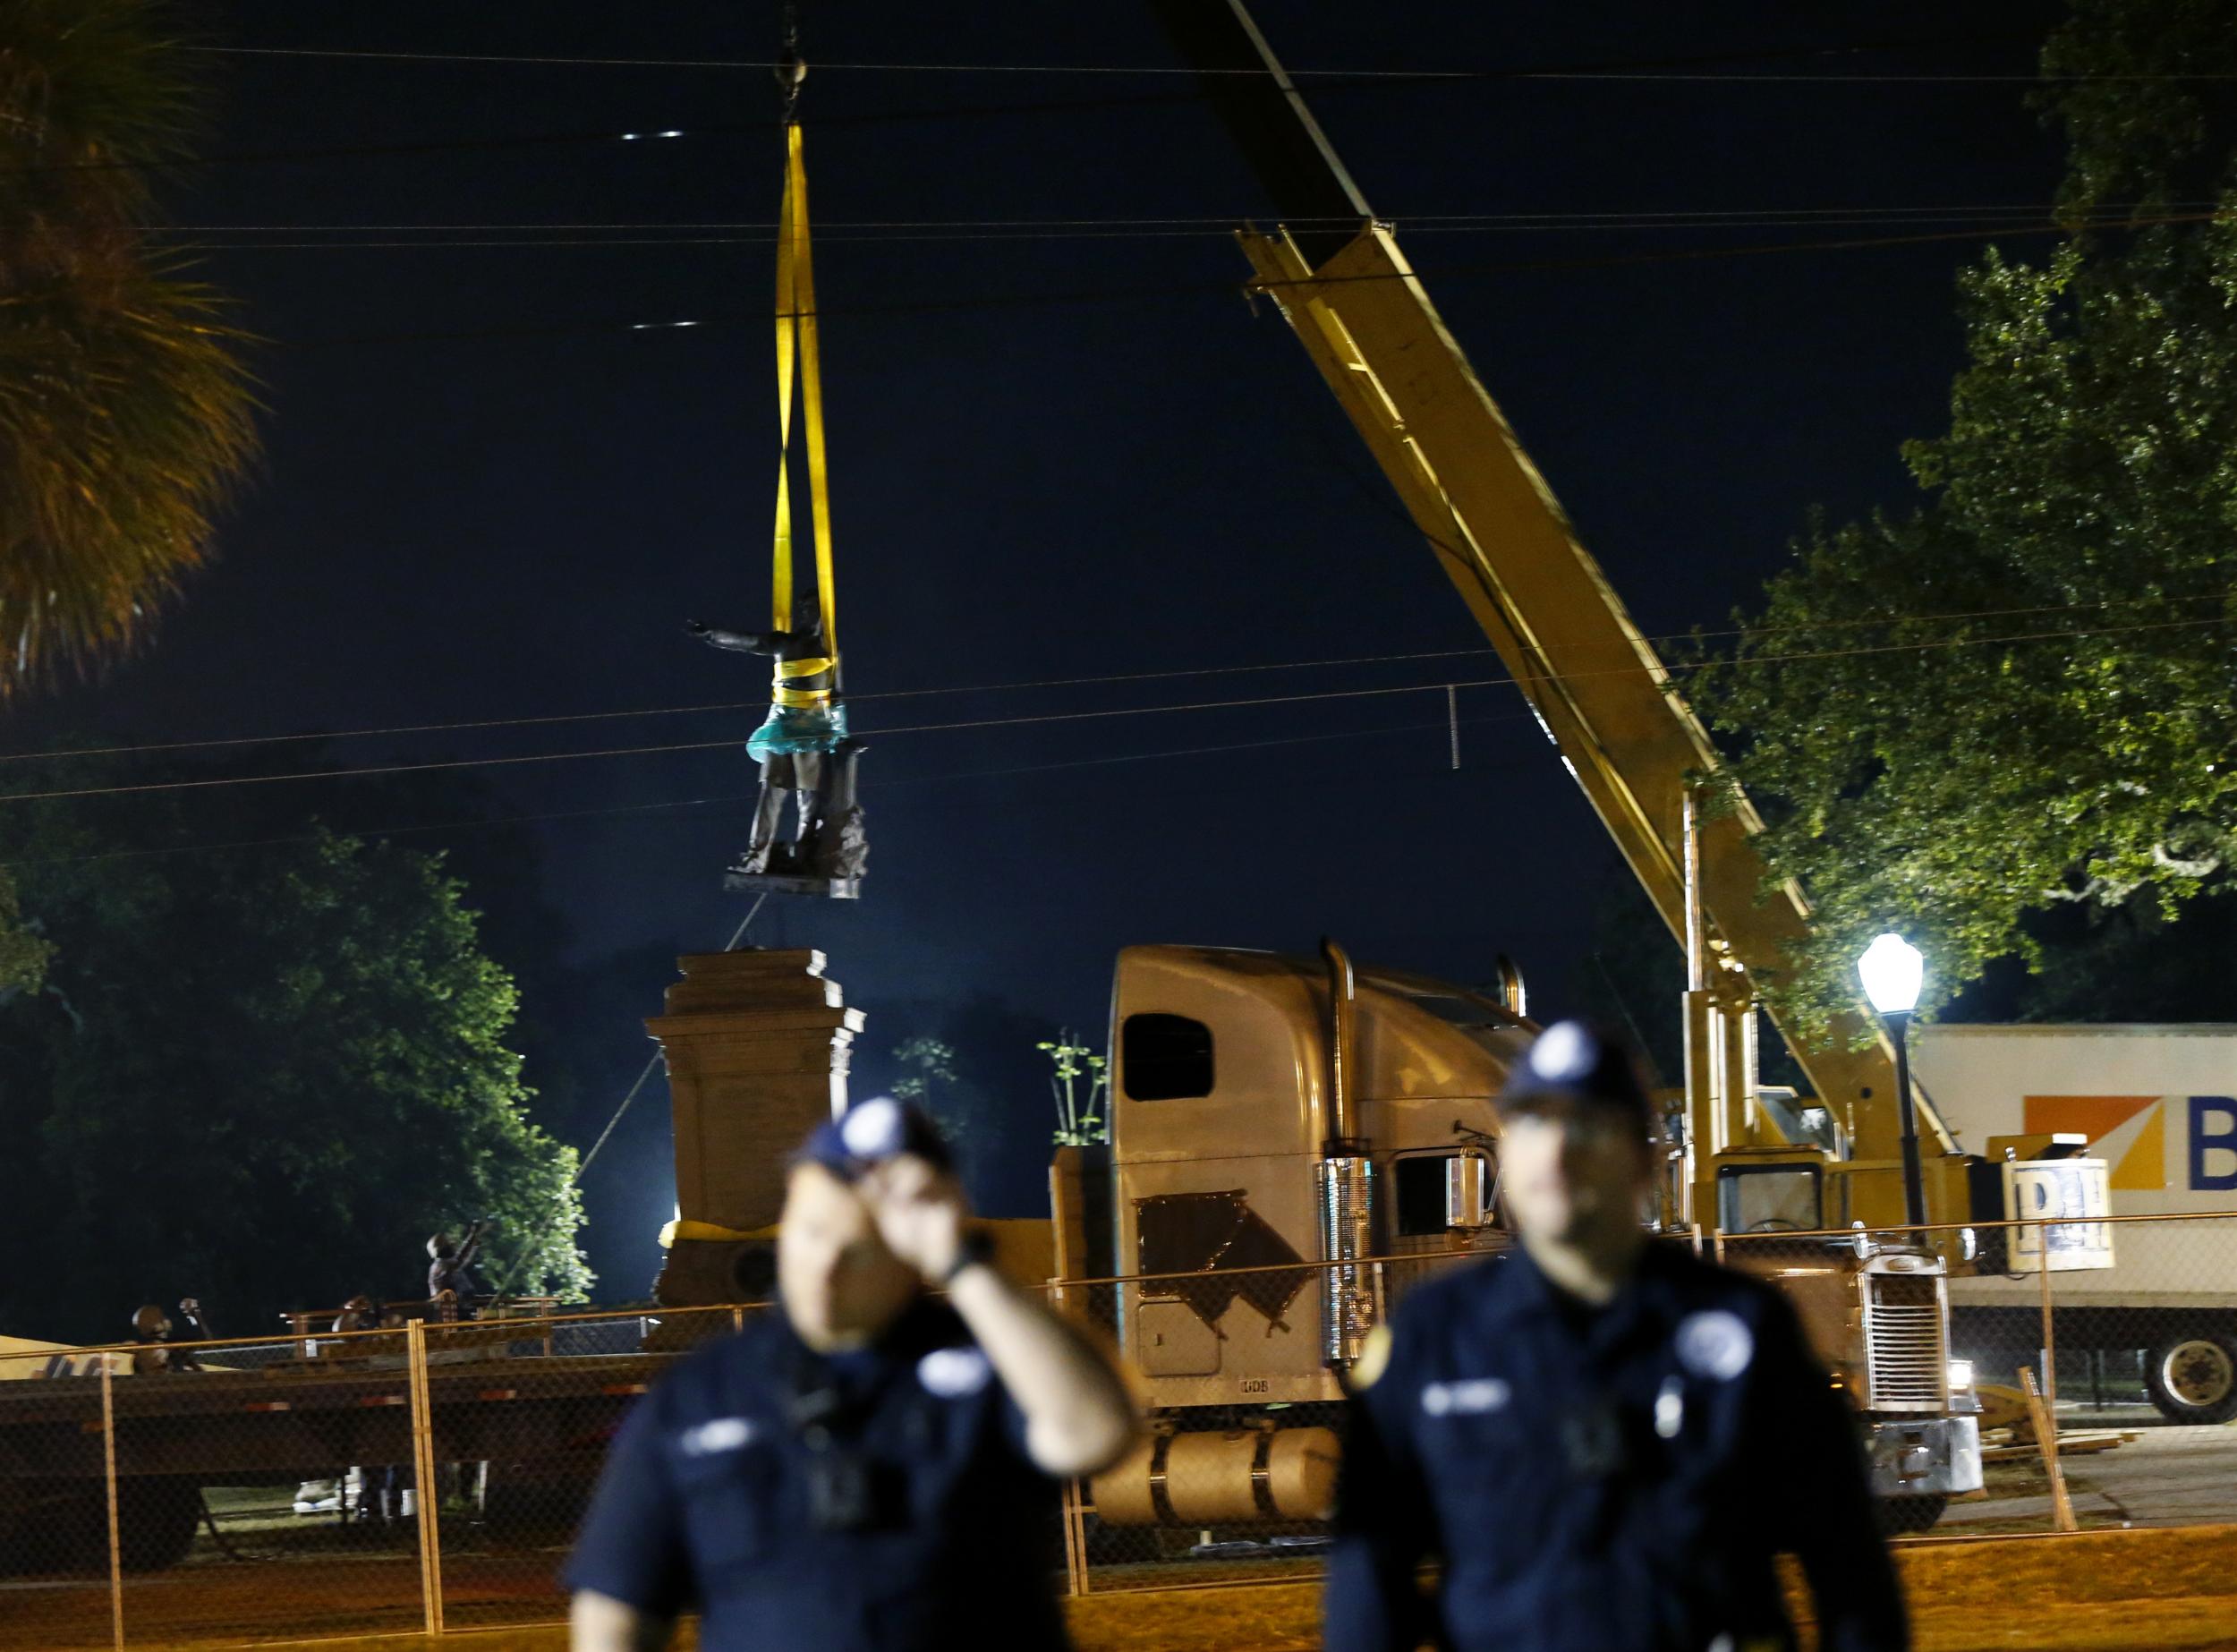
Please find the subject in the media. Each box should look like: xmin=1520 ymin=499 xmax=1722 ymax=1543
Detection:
xmin=646 ymin=949 xmax=863 ymax=1308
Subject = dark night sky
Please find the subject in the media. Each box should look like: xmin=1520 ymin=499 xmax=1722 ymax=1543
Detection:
xmin=13 ymin=2 xmax=2069 ymax=1293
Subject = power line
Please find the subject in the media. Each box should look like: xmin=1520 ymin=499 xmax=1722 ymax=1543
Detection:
xmin=0 ymin=123 xmax=709 ymax=176
xmin=1710 ymin=590 xmax=2237 ymax=643
xmin=178 ymin=43 xmax=2234 ymax=83
xmin=2 ymin=699 xmax=761 ymax=765
xmin=138 ymin=203 xmax=2191 ymax=233
xmin=574 ymin=895 xmax=761 ymax=1182
xmin=0 ymin=709 xmax=1544 ymax=870
xmin=4 ymin=35 xmax=2048 ymax=177
xmin=2 ymin=612 xmax=2225 ymax=806
xmin=7 ymin=590 xmax=2224 ymax=770
xmin=857 ymin=614 xmax=2233 ymax=741
xmin=152 ymin=205 xmax=2192 ymax=254
xmin=886 ymin=706 xmax=1536 ymax=787
xmin=280 ymin=208 xmax=2237 ymax=348
xmin=778 ymin=204 xmax=2237 ymax=301
xmin=0 ymin=789 xmax=752 ymax=866
xmin=0 ymin=644 xmax=1499 ymax=766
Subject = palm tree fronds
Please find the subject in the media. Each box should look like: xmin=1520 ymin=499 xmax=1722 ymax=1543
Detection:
xmin=0 ymin=1 xmax=259 ymax=697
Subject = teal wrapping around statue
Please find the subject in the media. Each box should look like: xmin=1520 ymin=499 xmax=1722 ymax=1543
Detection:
xmin=746 ymin=699 xmax=849 ymax=760
xmin=685 ymin=615 xmax=866 ymax=888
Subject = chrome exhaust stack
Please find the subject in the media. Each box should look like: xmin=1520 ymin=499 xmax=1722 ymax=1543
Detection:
xmin=1319 ymin=938 xmax=1376 ymax=1371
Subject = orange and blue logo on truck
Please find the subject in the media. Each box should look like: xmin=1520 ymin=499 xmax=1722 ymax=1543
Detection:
xmin=2023 ymin=1095 xmax=2237 ymax=1192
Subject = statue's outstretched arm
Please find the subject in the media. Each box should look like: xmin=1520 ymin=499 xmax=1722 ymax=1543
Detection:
xmin=685 ymin=619 xmax=777 ymax=655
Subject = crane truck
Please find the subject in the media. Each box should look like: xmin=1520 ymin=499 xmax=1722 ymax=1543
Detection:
xmin=1059 ymin=942 xmax=1981 ymax=1537
xmin=1042 ymin=0 xmax=2126 ymax=1537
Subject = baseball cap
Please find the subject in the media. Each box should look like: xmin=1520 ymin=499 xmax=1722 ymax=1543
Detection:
xmin=795 ymin=1095 xmax=952 ymax=1183
xmin=1495 ymin=1019 xmax=1653 ymax=1126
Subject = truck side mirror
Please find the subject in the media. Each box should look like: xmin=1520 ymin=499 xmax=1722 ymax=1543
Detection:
xmin=1446 ymin=1154 xmax=1492 ymax=1230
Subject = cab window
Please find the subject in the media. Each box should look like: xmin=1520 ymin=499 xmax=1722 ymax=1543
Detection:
xmin=1717 ymin=1165 xmax=1823 ymax=1233
xmin=1392 ymin=1151 xmax=1499 ymax=1235
xmin=1121 ymin=1014 xmax=1214 ymax=1101
xmin=1394 ymin=1155 xmax=1452 ymax=1236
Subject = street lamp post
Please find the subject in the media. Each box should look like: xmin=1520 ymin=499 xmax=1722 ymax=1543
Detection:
xmin=1858 ymin=933 xmax=1927 ymax=1234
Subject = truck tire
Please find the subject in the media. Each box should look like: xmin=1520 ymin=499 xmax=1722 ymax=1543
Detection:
xmin=13 ymin=1485 xmax=109 ymax=1574
xmin=0 ymin=1483 xmax=192 ymax=1574
xmin=115 ymin=1480 xmax=201 ymax=1572
xmin=2147 ymin=1333 xmax=2237 ymax=1424
xmin=1873 ymin=1494 xmax=1947 ymax=1536
xmin=481 ymin=1474 xmax=590 ymax=1542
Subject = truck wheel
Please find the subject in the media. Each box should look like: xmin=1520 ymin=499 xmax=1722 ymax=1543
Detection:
xmin=115 ymin=1480 xmax=201 ymax=1572
xmin=1873 ymin=1494 xmax=1947 ymax=1536
xmin=17 ymin=1486 xmax=111 ymax=1574
xmin=481 ymin=1475 xmax=589 ymax=1542
xmin=2147 ymin=1333 xmax=2237 ymax=1424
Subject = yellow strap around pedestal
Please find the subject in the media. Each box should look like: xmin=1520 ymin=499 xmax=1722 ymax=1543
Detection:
xmin=659 ymin=1219 xmax=779 ymax=1250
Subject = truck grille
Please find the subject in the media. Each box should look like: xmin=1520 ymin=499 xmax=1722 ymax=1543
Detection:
xmin=1863 ymin=1273 xmax=1947 ymax=1412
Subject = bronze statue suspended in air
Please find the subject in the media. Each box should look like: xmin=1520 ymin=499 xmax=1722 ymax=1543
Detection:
xmin=686 ymin=609 xmax=865 ymax=892
xmin=690 ymin=60 xmax=865 ymax=899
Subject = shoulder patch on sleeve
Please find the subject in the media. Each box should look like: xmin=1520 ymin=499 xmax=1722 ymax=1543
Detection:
xmin=678 ymin=1416 xmax=756 ymax=1457
xmin=916 ymin=1345 xmax=992 ymax=1398
xmin=1350 ymin=1323 xmax=1393 ymax=1391
xmin=1675 ymin=1309 xmax=1755 ymax=1381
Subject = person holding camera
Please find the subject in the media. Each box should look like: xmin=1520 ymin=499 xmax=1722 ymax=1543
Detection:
xmin=565 ymin=1097 xmax=1138 ymax=1652
xmin=427 ymin=1218 xmax=493 ymax=1316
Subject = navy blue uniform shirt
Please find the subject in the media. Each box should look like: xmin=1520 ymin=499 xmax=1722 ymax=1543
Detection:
xmin=1325 ymin=1241 xmax=1907 ymax=1652
xmin=565 ymin=1299 xmax=1068 ymax=1652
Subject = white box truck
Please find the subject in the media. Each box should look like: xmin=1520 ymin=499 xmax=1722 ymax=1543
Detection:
xmin=1912 ymin=1024 xmax=2237 ymax=1422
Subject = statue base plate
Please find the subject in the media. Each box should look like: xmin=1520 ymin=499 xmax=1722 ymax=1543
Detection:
xmin=723 ymin=869 xmax=862 ymax=900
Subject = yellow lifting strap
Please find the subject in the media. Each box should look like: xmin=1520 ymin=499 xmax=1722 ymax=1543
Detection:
xmin=770 ymin=120 xmax=838 ymax=668
xmin=771 ymin=651 xmax=836 ymax=711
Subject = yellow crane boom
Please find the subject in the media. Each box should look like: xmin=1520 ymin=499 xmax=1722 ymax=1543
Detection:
xmin=1152 ymin=0 xmax=1961 ymax=1225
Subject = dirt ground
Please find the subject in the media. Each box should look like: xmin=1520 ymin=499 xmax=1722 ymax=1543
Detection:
xmin=81 ymin=1522 xmax=2237 ymax=1652
xmin=1867 ymin=1524 xmax=2237 ymax=1651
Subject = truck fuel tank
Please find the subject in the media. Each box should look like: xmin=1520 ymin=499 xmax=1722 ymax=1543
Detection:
xmin=1092 ymin=1424 xmax=1340 ymax=1527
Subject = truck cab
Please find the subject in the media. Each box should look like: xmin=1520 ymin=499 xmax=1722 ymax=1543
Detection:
xmin=1101 ymin=943 xmax=1528 ymax=1411
xmin=1063 ymin=943 xmax=1981 ymax=1534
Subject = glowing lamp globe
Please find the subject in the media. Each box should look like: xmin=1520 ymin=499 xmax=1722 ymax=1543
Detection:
xmin=1857 ymin=932 xmax=1923 ymax=1017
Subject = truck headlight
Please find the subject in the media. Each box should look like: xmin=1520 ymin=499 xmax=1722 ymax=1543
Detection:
xmin=1946 ymin=1359 xmax=1974 ymax=1392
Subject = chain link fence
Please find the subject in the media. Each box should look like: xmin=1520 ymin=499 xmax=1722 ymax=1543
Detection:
xmin=5 ymin=1213 xmax=2236 ymax=1642
xmin=1048 ymin=1265 xmax=1344 ymax=1594
xmin=425 ymin=1304 xmax=749 ymax=1637
xmin=0 ymin=1324 xmax=426 ymax=1651
xmin=0 ymin=1341 xmax=116 ymax=1650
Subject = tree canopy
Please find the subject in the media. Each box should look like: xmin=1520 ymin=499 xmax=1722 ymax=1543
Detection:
xmin=1693 ymin=0 xmax=2237 ymax=1032
xmin=0 ymin=799 xmax=589 ymax=1344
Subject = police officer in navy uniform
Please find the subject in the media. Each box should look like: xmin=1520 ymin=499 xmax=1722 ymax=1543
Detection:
xmin=566 ymin=1097 xmax=1138 ymax=1652
xmin=1326 ymin=1021 xmax=1907 ymax=1652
